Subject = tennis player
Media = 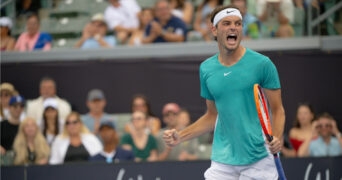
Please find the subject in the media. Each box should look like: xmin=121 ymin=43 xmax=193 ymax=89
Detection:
xmin=163 ymin=5 xmax=285 ymax=179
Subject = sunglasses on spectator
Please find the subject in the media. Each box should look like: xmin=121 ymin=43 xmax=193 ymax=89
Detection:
xmin=133 ymin=103 xmax=146 ymax=107
xmin=131 ymin=117 xmax=144 ymax=121
xmin=65 ymin=120 xmax=79 ymax=126
xmin=163 ymin=112 xmax=178 ymax=117
xmin=11 ymin=104 xmax=24 ymax=108
xmin=0 ymin=93 xmax=11 ymax=97
xmin=316 ymin=124 xmax=332 ymax=129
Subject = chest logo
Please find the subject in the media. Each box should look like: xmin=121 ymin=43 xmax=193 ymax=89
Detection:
xmin=224 ymin=72 xmax=232 ymax=77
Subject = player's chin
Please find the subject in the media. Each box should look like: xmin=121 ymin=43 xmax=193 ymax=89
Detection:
xmin=225 ymin=44 xmax=239 ymax=51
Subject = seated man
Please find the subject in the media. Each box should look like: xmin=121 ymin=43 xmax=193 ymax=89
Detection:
xmin=104 ymin=0 xmax=141 ymax=44
xmin=89 ymin=121 xmax=134 ymax=163
xmin=299 ymin=112 xmax=342 ymax=157
xmin=81 ymin=89 xmax=116 ymax=135
xmin=74 ymin=13 xmax=116 ymax=49
xmin=157 ymin=103 xmax=198 ymax=161
xmin=142 ymin=0 xmax=187 ymax=43
xmin=256 ymin=0 xmax=295 ymax=38
xmin=26 ymin=77 xmax=71 ymax=124
xmin=309 ymin=113 xmax=342 ymax=157
xmin=1 ymin=95 xmax=25 ymax=157
xmin=14 ymin=12 xmax=52 ymax=51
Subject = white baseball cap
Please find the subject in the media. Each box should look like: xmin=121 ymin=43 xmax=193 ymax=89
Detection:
xmin=43 ymin=98 xmax=58 ymax=109
xmin=0 ymin=17 xmax=13 ymax=29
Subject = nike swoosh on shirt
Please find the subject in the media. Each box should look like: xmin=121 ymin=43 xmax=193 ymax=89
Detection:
xmin=224 ymin=72 xmax=232 ymax=76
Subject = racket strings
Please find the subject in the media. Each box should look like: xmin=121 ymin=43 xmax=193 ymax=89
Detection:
xmin=255 ymin=86 xmax=273 ymax=136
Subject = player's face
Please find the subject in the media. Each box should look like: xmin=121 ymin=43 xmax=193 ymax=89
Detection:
xmin=212 ymin=16 xmax=243 ymax=52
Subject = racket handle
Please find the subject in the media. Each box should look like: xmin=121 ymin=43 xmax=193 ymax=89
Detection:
xmin=266 ymin=134 xmax=273 ymax=142
xmin=274 ymin=156 xmax=287 ymax=180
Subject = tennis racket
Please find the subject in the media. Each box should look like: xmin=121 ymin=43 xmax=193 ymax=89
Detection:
xmin=253 ymin=84 xmax=287 ymax=180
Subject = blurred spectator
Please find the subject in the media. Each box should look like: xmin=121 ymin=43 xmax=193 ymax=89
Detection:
xmin=157 ymin=103 xmax=198 ymax=161
xmin=0 ymin=17 xmax=16 ymax=51
xmin=82 ymin=89 xmax=115 ymax=135
xmin=169 ymin=0 xmax=194 ymax=27
xmin=121 ymin=111 xmax=158 ymax=162
xmin=299 ymin=112 xmax=342 ymax=157
xmin=0 ymin=82 xmax=16 ymax=121
xmin=89 ymin=121 xmax=135 ymax=163
xmin=13 ymin=117 xmax=50 ymax=165
xmin=16 ymin=0 xmax=41 ymax=18
xmin=74 ymin=13 xmax=117 ymax=49
xmin=280 ymin=132 xmax=296 ymax=157
xmin=191 ymin=0 xmax=224 ymax=40
xmin=14 ymin=12 xmax=52 ymax=51
xmin=104 ymin=0 xmax=141 ymax=44
xmin=26 ymin=77 xmax=71 ymax=125
xmin=176 ymin=108 xmax=191 ymax=130
xmin=128 ymin=8 xmax=154 ymax=46
xmin=142 ymin=0 xmax=188 ymax=43
xmin=188 ymin=13 xmax=214 ymax=41
xmin=256 ymin=0 xmax=295 ymax=38
xmin=41 ymin=98 xmax=64 ymax=146
xmin=321 ymin=0 xmax=339 ymax=35
xmin=231 ymin=0 xmax=261 ymax=39
xmin=125 ymin=94 xmax=161 ymax=136
xmin=0 ymin=95 xmax=25 ymax=155
xmin=292 ymin=0 xmax=305 ymax=36
xmin=49 ymin=112 xmax=102 ymax=164
xmin=287 ymin=103 xmax=315 ymax=157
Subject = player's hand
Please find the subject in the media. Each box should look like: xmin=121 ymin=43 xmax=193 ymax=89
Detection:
xmin=163 ymin=129 xmax=180 ymax=147
xmin=267 ymin=136 xmax=282 ymax=154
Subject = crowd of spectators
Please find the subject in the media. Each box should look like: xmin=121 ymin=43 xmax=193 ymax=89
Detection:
xmin=0 ymin=0 xmax=341 ymax=52
xmin=1 ymin=77 xmax=341 ymax=166
xmin=0 ymin=79 xmax=203 ymax=166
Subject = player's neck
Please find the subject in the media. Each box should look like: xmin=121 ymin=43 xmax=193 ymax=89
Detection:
xmin=219 ymin=46 xmax=245 ymax=66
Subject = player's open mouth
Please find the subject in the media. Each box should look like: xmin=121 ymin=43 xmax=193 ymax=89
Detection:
xmin=227 ymin=34 xmax=237 ymax=44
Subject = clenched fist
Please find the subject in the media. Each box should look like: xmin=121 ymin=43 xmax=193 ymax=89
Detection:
xmin=163 ymin=129 xmax=181 ymax=147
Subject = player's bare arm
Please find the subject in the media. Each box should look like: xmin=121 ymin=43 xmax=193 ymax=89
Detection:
xmin=264 ymin=88 xmax=285 ymax=154
xmin=163 ymin=100 xmax=217 ymax=147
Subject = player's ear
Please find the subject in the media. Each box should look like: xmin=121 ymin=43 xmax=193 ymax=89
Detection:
xmin=211 ymin=24 xmax=217 ymax=37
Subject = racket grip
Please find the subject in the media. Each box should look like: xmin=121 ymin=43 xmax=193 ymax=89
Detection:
xmin=274 ymin=157 xmax=287 ymax=180
xmin=266 ymin=134 xmax=273 ymax=142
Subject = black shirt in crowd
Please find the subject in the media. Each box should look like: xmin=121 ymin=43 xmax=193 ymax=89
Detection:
xmin=0 ymin=120 xmax=20 ymax=151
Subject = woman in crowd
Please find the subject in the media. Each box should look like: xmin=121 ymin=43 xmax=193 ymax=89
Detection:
xmin=128 ymin=8 xmax=154 ymax=46
xmin=169 ymin=0 xmax=194 ymax=27
xmin=0 ymin=83 xmax=15 ymax=121
xmin=49 ymin=112 xmax=102 ymax=164
xmin=13 ymin=118 xmax=50 ymax=165
xmin=125 ymin=94 xmax=161 ymax=136
xmin=286 ymin=103 xmax=316 ymax=156
xmin=15 ymin=12 xmax=52 ymax=51
xmin=0 ymin=17 xmax=16 ymax=51
xmin=41 ymin=98 xmax=64 ymax=146
xmin=121 ymin=111 xmax=158 ymax=162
